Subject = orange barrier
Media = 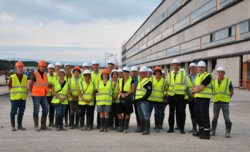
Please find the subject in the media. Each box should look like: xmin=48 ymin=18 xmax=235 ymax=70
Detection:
xmin=238 ymin=79 xmax=250 ymax=91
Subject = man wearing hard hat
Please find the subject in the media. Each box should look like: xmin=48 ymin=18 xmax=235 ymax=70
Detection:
xmin=192 ymin=61 xmax=213 ymax=140
xmin=134 ymin=66 xmax=152 ymax=135
xmin=210 ymin=66 xmax=234 ymax=138
xmin=81 ymin=62 xmax=90 ymax=79
xmin=29 ymin=60 xmax=51 ymax=131
xmin=167 ymin=59 xmax=188 ymax=134
xmin=131 ymin=66 xmax=140 ymax=127
xmin=8 ymin=61 xmax=27 ymax=131
xmin=54 ymin=62 xmax=62 ymax=76
xmin=107 ymin=60 xmax=115 ymax=81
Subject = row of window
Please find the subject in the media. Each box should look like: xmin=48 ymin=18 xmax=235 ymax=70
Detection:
xmin=124 ymin=0 xmax=236 ymax=59
xmin=125 ymin=20 xmax=250 ymax=66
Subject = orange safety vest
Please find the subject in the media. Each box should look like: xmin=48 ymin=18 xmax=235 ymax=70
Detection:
xmin=32 ymin=71 xmax=49 ymax=96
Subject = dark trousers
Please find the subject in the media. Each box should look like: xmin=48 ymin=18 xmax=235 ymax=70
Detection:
xmin=109 ymin=103 xmax=119 ymax=127
xmin=188 ymin=99 xmax=195 ymax=119
xmin=80 ymin=105 xmax=94 ymax=117
xmin=134 ymin=100 xmax=139 ymax=122
xmin=194 ymin=98 xmax=210 ymax=132
xmin=10 ymin=100 xmax=26 ymax=116
xmin=46 ymin=96 xmax=54 ymax=116
xmin=168 ymin=95 xmax=186 ymax=130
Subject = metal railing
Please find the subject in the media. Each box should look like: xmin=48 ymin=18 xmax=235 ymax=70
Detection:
xmin=204 ymin=36 xmax=235 ymax=48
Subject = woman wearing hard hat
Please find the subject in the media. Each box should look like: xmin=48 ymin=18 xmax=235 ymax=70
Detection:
xmin=68 ymin=66 xmax=82 ymax=129
xmin=52 ymin=69 xmax=70 ymax=131
xmin=78 ymin=70 xmax=96 ymax=131
xmin=46 ymin=64 xmax=58 ymax=127
xmin=109 ymin=69 xmax=119 ymax=130
xmin=96 ymin=69 xmax=113 ymax=132
xmin=54 ymin=62 xmax=62 ymax=76
xmin=117 ymin=67 xmax=135 ymax=133
xmin=8 ymin=61 xmax=27 ymax=131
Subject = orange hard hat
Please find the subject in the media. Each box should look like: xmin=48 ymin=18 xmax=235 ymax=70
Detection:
xmin=73 ymin=66 xmax=81 ymax=73
xmin=15 ymin=61 xmax=24 ymax=68
xmin=154 ymin=66 xmax=162 ymax=75
xmin=38 ymin=60 xmax=47 ymax=67
xmin=102 ymin=69 xmax=109 ymax=74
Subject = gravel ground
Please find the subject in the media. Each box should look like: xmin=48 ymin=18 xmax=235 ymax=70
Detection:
xmin=0 ymin=94 xmax=250 ymax=152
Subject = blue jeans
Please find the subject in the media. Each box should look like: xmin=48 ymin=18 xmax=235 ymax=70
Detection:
xmin=212 ymin=103 xmax=230 ymax=122
xmin=137 ymin=101 xmax=150 ymax=120
xmin=32 ymin=96 xmax=49 ymax=117
xmin=55 ymin=104 xmax=67 ymax=118
xmin=149 ymin=102 xmax=162 ymax=118
xmin=10 ymin=100 xmax=26 ymax=116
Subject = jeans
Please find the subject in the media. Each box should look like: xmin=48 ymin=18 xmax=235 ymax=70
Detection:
xmin=194 ymin=98 xmax=210 ymax=132
xmin=212 ymin=103 xmax=230 ymax=122
xmin=32 ymin=96 xmax=48 ymax=117
xmin=10 ymin=100 xmax=26 ymax=116
xmin=149 ymin=102 xmax=162 ymax=118
xmin=137 ymin=101 xmax=150 ymax=120
xmin=55 ymin=104 xmax=67 ymax=118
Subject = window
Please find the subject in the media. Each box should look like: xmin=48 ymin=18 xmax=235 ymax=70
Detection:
xmin=192 ymin=0 xmax=217 ymax=23
xmin=174 ymin=16 xmax=190 ymax=32
xmin=220 ymin=0 xmax=236 ymax=8
xmin=212 ymin=28 xmax=229 ymax=41
xmin=142 ymin=44 xmax=147 ymax=50
xmin=158 ymin=14 xmax=164 ymax=24
xmin=182 ymin=38 xmax=201 ymax=53
xmin=158 ymin=50 xmax=167 ymax=59
xmin=168 ymin=0 xmax=182 ymax=15
xmin=240 ymin=21 xmax=250 ymax=40
xmin=154 ymin=34 xmax=162 ymax=44
xmin=147 ymin=39 xmax=154 ymax=47
xmin=162 ymin=26 xmax=173 ymax=39
xmin=145 ymin=27 xmax=151 ymax=35
xmin=151 ymin=20 xmax=158 ymax=30
xmin=168 ymin=46 xmax=180 ymax=56
xmin=144 ymin=56 xmax=150 ymax=62
xmin=163 ymin=10 xmax=168 ymax=19
xmin=141 ymin=32 xmax=145 ymax=38
xmin=150 ymin=53 xmax=157 ymax=61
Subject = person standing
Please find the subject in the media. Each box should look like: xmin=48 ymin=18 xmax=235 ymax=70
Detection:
xmin=134 ymin=66 xmax=152 ymax=135
xmin=210 ymin=66 xmax=234 ymax=138
xmin=54 ymin=62 xmax=62 ymax=76
xmin=159 ymin=70 xmax=168 ymax=129
xmin=147 ymin=68 xmax=153 ymax=80
xmin=46 ymin=64 xmax=58 ymax=127
xmin=78 ymin=70 xmax=96 ymax=131
xmin=131 ymin=66 xmax=140 ymax=128
xmin=81 ymin=62 xmax=90 ymax=79
xmin=192 ymin=61 xmax=213 ymax=140
xmin=52 ymin=69 xmax=70 ymax=131
xmin=29 ymin=60 xmax=51 ymax=131
xmin=8 ymin=61 xmax=27 ymax=131
xmin=96 ymin=69 xmax=113 ymax=132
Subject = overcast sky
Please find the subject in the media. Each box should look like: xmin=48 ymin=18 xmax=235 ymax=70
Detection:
xmin=0 ymin=0 xmax=162 ymax=65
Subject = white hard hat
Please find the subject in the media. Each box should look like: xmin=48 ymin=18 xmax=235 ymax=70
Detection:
xmin=118 ymin=68 xmax=123 ymax=72
xmin=92 ymin=60 xmax=99 ymax=65
xmin=55 ymin=62 xmax=62 ymax=67
xmin=162 ymin=70 xmax=165 ymax=74
xmin=139 ymin=66 xmax=148 ymax=72
xmin=172 ymin=58 xmax=180 ymax=64
xmin=47 ymin=64 xmax=55 ymax=69
xmin=58 ymin=69 xmax=66 ymax=74
xmin=131 ymin=66 xmax=138 ymax=71
xmin=189 ymin=63 xmax=197 ymax=67
xmin=82 ymin=62 xmax=89 ymax=67
xmin=107 ymin=60 xmax=115 ymax=65
xmin=148 ymin=68 xmax=153 ymax=73
xmin=111 ymin=69 xmax=118 ymax=74
xmin=197 ymin=61 xmax=206 ymax=67
xmin=83 ymin=69 xmax=91 ymax=75
xmin=217 ymin=66 xmax=225 ymax=72
xmin=64 ymin=63 xmax=71 ymax=67
xmin=123 ymin=67 xmax=130 ymax=72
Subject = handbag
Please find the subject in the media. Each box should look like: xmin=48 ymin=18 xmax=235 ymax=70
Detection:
xmin=52 ymin=81 xmax=66 ymax=107
xmin=120 ymin=91 xmax=133 ymax=108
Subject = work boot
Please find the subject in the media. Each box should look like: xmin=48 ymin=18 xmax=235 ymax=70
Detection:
xmin=124 ymin=118 xmax=129 ymax=133
xmin=33 ymin=117 xmax=40 ymax=131
xmin=70 ymin=115 xmax=74 ymax=129
xmin=167 ymin=128 xmax=174 ymax=133
xmin=189 ymin=118 xmax=197 ymax=133
xmin=225 ymin=122 xmax=232 ymax=138
xmin=75 ymin=115 xmax=80 ymax=129
xmin=86 ymin=117 xmax=92 ymax=131
xmin=17 ymin=115 xmax=26 ymax=130
xmin=159 ymin=117 xmax=164 ymax=129
xmin=142 ymin=120 xmax=150 ymax=135
xmin=40 ymin=117 xmax=51 ymax=130
xmin=104 ymin=118 xmax=109 ymax=132
xmin=155 ymin=118 xmax=161 ymax=133
xmin=49 ymin=113 xmax=55 ymax=127
xmin=64 ymin=114 xmax=69 ymax=127
xmin=60 ymin=116 xmax=67 ymax=131
xmin=99 ymin=118 xmax=104 ymax=132
xmin=134 ymin=119 xmax=144 ymax=133
xmin=55 ymin=117 xmax=61 ymax=131
xmin=210 ymin=121 xmax=217 ymax=136
xmin=199 ymin=131 xmax=210 ymax=140
xmin=193 ymin=128 xmax=204 ymax=137
xmin=79 ymin=116 xmax=85 ymax=131
xmin=117 ymin=119 xmax=124 ymax=132
xmin=10 ymin=115 xmax=16 ymax=131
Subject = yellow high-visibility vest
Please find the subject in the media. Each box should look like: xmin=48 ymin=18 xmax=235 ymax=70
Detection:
xmin=78 ymin=81 xmax=95 ymax=106
xmin=91 ymin=71 xmax=102 ymax=88
xmin=212 ymin=78 xmax=231 ymax=103
xmin=194 ymin=72 xmax=213 ymax=99
xmin=168 ymin=70 xmax=186 ymax=96
xmin=135 ymin=78 xmax=150 ymax=100
xmin=148 ymin=77 xmax=167 ymax=102
xmin=68 ymin=76 xmax=83 ymax=101
xmin=96 ymin=80 xmax=113 ymax=106
xmin=46 ymin=73 xmax=58 ymax=97
xmin=10 ymin=74 xmax=27 ymax=100
xmin=51 ymin=80 xmax=69 ymax=105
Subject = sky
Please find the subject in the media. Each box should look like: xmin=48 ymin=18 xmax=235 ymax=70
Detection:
xmin=0 ymin=0 xmax=162 ymax=66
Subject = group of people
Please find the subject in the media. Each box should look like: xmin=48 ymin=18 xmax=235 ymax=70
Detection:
xmin=8 ymin=58 xmax=234 ymax=140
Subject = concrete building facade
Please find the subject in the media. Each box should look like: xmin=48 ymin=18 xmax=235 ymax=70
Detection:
xmin=121 ymin=0 xmax=250 ymax=87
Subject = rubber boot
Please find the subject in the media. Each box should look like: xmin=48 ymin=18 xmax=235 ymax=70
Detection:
xmin=225 ymin=122 xmax=232 ymax=138
xmin=79 ymin=116 xmax=85 ymax=131
xmin=75 ymin=115 xmax=80 ymax=129
xmin=17 ymin=115 xmax=26 ymax=130
xmin=70 ymin=115 xmax=74 ymax=129
xmin=199 ymin=131 xmax=210 ymax=140
xmin=55 ymin=117 xmax=61 ymax=131
xmin=189 ymin=118 xmax=197 ymax=133
xmin=49 ymin=113 xmax=55 ymax=127
xmin=124 ymin=118 xmax=129 ymax=133
xmin=117 ymin=119 xmax=124 ymax=132
xmin=142 ymin=120 xmax=150 ymax=135
xmin=33 ymin=117 xmax=40 ymax=131
xmin=193 ymin=128 xmax=204 ymax=137
xmin=210 ymin=121 xmax=217 ymax=136
xmin=10 ymin=115 xmax=16 ymax=131
xmin=134 ymin=119 xmax=145 ymax=133
xmin=97 ymin=113 xmax=100 ymax=129
xmin=91 ymin=114 xmax=94 ymax=129
xmin=175 ymin=115 xmax=180 ymax=130
xmin=104 ymin=118 xmax=109 ymax=132
xmin=127 ymin=117 xmax=130 ymax=129
xmin=40 ymin=117 xmax=51 ymax=130
xmin=155 ymin=118 xmax=161 ymax=133
xmin=159 ymin=117 xmax=164 ymax=129
xmin=99 ymin=118 xmax=104 ymax=132
xmin=60 ymin=116 xmax=67 ymax=131
xmin=86 ymin=117 xmax=91 ymax=131
xmin=64 ymin=113 xmax=69 ymax=127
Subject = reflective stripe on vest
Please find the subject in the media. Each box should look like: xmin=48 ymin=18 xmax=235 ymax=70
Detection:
xmin=168 ymin=70 xmax=186 ymax=96
xmin=32 ymin=71 xmax=49 ymax=96
xmin=212 ymin=78 xmax=231 ymax=103
xmin=194 ymin=72 xmax=212 ymax=98
xmin=135 ymin=78 xmax=149 ymax=99
xmin=96 ymin=81 xmax=113 ymax=105
xmin=10 ymin=74 xmax=28 ymax=100
xmin=148 ymin=77 xmax=166 ymax=102
xmin=51 ymin=80 xmax=68 ymax=105
xmin=68 ymin=77 xmax=82 ymax=101
xmin=78 ymin=81 xmax=95 ymax=106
